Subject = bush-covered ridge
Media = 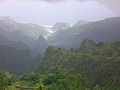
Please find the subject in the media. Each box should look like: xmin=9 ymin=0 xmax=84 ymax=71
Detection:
xmin=36 ymin=39 xmax=120 ymax=90
xmin=0 ymin=39 xmax=120 ymax=90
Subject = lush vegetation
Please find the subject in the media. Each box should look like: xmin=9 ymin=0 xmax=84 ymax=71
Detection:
xmin=0 ymin=69 xmax=90 ymax=90
xmin=36 ymin=39 xmax=120 ymax=90
xmin=0 ymin=39 xmax=120 ymax=90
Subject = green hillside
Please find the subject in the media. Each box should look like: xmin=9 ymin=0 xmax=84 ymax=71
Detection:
xmin=0 ymin=39 xmax=120 ymax=90
xmin=36 ymin=39 xmax=120 ymax=90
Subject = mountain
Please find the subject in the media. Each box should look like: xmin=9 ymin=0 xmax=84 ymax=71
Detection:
xmin=0 ymin=16 xmax=49 ymax=44
xmin=0 ymin=16 xmax=48 ymax=40
xmin=73 ymin=20 xmax=91 ymax=27
xmin=0 ymin=36 xmax=41 ymax=75
xmin=48 ymin=17 xmax=120 ymax=49
xmin=53 ymin=23 xmax=71 ymax=31
xmin=0 ymin=16 xmax=49 ymax=56
xmin=36 ymin=39 xmax=120 ymax=89
xmin=36 ymin=39 xmax=120 ymax=74
xmin=79 ymin=38 xmax=96 ymax=53
xmin=0 ymin=17 xmax=50 ymax=75
xmin=31 ymin=36 xmax=49 ymax=56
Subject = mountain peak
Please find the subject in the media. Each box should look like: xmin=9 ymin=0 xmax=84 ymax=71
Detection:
xmin=53 ymin=22 xmax=71 ymax=31
xmin=0 ymin=16 xmax=14 ymax=21
xmin=74 ymin=20 xmax=91 ymax=27
xmin=80 ymin=38 xmax=96 ymax=47
xmin=79 ymin=38 xmax=96 ymax=52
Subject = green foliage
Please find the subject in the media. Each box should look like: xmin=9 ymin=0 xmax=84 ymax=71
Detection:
xmin=21 ymin=72 xmax=40 ymax=84
xmin=79 ymin=38 xmax=96 ymax=53
xmin=43 ymin=68 xmax=66 ymax=85
xmin=0 ymin=70 xmax=15 ymax=89
xmin=93 ymin=85 xmax=102 ymax=90
xmin=0 ymin=39 xmax=120 ymax=90
xmin=36 ymin=40 xmax=120 ymax=90
xmin=43 ymin=69 xmax=90 ymax=90
xmin=56 ymin=74 xmax=90 ymax=90
xmin=5 ymin=86 xmax=16 ymax=90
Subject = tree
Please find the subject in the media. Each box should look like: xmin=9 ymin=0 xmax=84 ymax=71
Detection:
xmin=38 ymin=83 xmax=44 ymax=90
xmin=43 ymin=68 xmax=66 ymax=85
xmin=21 ymin=72 xmax=40 ymax=84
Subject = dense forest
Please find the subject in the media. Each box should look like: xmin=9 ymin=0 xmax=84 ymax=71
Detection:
xmin=0 ymin=39 xmax=120 ymax=90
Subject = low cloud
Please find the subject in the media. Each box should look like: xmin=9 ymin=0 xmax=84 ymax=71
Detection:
xmin=77 ymin=0 xmax=120 ymax=14
xmin=0 ymin=0 xmax=66 ymax=2
xmin=41 ymin=0 xmax=65 ymax=2
xmin=0 ymin=0 xmax=120 ymax=14
xmin=99 ymin=0 xmax=120 ymax=14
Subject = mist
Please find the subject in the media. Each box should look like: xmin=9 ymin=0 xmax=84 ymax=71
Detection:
xmin=0 ymin=0 xmax=119 ymax=25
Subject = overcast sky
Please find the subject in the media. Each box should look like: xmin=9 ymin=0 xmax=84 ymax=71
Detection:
xmin=0 ymin=0 xmax=119 ymax=25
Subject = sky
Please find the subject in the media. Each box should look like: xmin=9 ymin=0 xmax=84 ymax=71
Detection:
xmin=0 ymin=0 xmax=119 ymax=25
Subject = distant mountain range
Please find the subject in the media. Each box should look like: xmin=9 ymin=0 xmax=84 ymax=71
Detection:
xmin=53 ymin=23 xmax=71 ymax=31
xmin=48 ymin=17 xmax=120 ymax=49
xmin=0 ymin=16 xmax=120 ymax=75
xmin=0 ymin=17 xmax=49 ymax=75
xmin=0 ymin=36 xmax=35 ymax=75
xmin=0 ymin=16 xmax=48 ymax=39
xmin=0 ymin=16 xmax=49 ymax=56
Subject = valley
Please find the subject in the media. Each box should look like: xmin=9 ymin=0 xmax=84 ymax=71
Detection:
xmin=0 ymin=16 xmax=120 ymax=90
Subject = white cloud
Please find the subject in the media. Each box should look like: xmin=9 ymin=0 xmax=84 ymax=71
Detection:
xmin=1 ymin=0 xmax=120 ymax=14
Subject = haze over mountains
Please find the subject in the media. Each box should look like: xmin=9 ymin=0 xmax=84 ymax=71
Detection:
xmin=0 ymin=16 xmax=49 ymax=75
xmin=48 ymin=17 xmax=120 ymax=49
xmin=0 ymin=16 xmax=49 ymax=55
xmin=0 ymin=0 xmax=120 ymax=89
xmin=0 ymin=16 xmax=120 ymax=75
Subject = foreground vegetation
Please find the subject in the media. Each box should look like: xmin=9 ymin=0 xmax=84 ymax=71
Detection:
xmin=0 ymin=69 xmax=100 ymax=90
xmin=0 ymin=39 xmax=120 ymax=90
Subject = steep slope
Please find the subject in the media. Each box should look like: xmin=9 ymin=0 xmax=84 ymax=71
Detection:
xmin=49 ymin=17 xmax=120 ymax=49
xmin=0 ymin=16 xmax=48 ymax=40
xmin=0 ymin=17 xmax=49 ymax=75
xmin=0 ymin=16 xmax=49 ymax=56
xmin=79 ymin=38 xmax=96 ymax=53
xmin=30 ymin=36 xmax=49 ymax=56
xmin=36 ymin=40 xmax=120 ymax=74
xmin=36 ymin=39 xmax=120 ymax=89
xmin=0 ymin=26 xmax=44 ymax=75
xmin=0 ymin=37 xmax=39 ymax=75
